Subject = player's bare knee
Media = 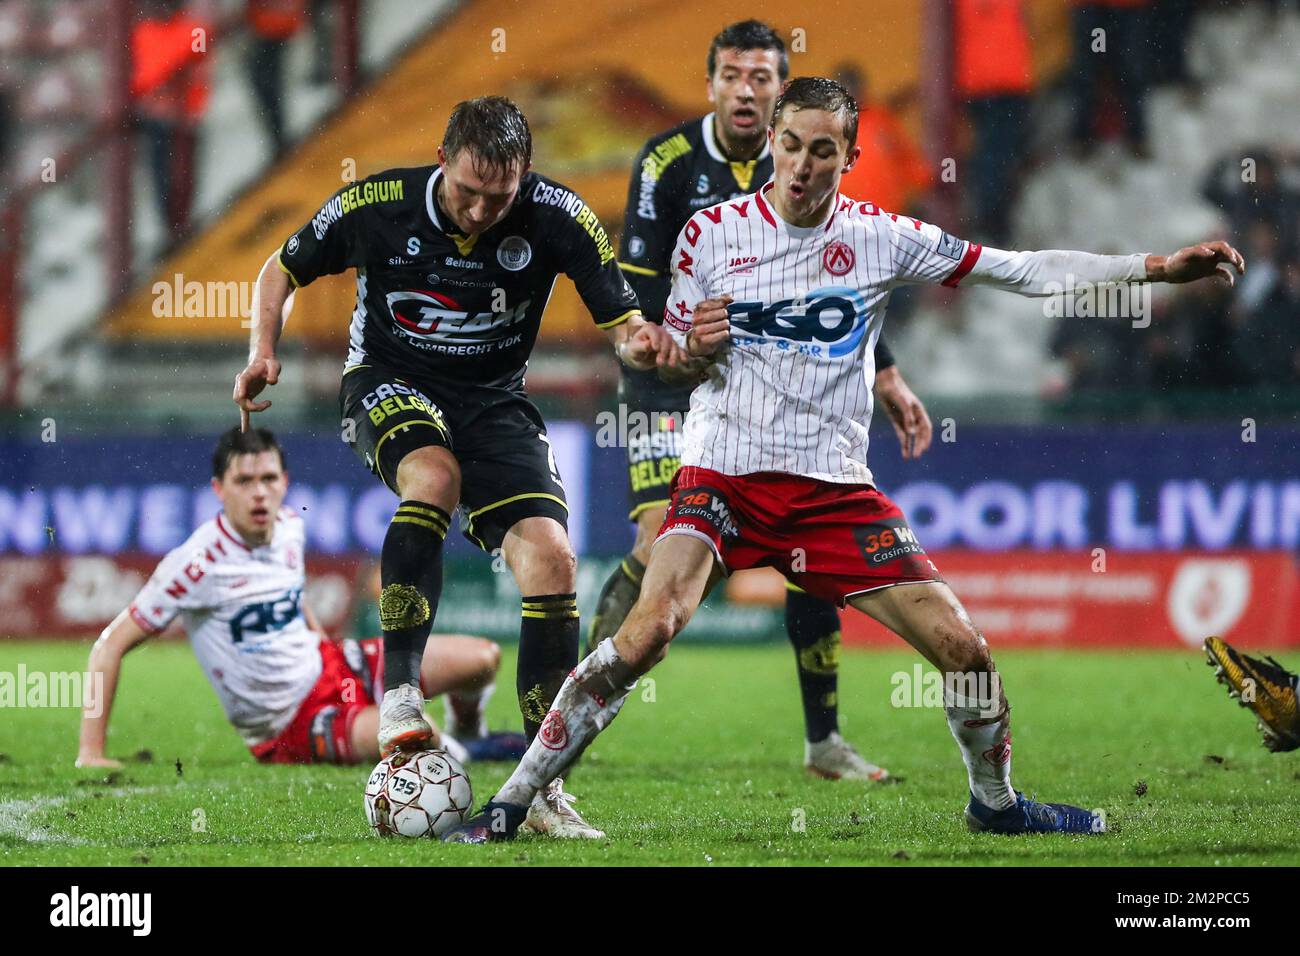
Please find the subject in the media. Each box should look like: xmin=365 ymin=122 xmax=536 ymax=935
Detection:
xmin=502 ymin=518 xmax=576 ymax=593
xmin=469 ymin=640 xmax=501 ymax=684
xmin=395 ymin=447 xmax=459 ymax=506
xmin=538 ymin=540 xmax=577 ymax=592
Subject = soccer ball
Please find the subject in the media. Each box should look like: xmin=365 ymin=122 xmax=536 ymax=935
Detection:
xmin=363 ymin=749 xmax=473 ymax=838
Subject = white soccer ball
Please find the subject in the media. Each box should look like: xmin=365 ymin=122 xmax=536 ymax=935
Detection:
xmin=363 ymin=749 xmax=473 ymax=838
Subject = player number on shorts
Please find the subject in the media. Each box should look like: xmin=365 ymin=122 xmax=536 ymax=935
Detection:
xmin=862 ymin=530 xmax=895 ymax=553
xmin=538 ymin=434 xmax=562 ymax=484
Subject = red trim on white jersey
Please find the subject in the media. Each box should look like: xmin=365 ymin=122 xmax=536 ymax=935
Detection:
xmin=128 ymin=603 xmax=164 ymax=635
xmin=215 ymin=513 xmax=251 ymax=552
xmin=942 ymin=242 xmax=983 ymax=287
xmin=754 ymin=183 xmax=777 ymax=228
xmin=825 ymin=195 xmax=856 ymax=232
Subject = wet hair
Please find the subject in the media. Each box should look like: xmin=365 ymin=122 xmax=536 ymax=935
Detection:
xmin=707 ymin=19 xmax=789 ymax=80
xmin=442 ymin=95 xmax=533 ymax=179
xmin=212 ymin=427 xmax=285 ymax=479
xmin=771 ymin=76 xmax=859 ymax=148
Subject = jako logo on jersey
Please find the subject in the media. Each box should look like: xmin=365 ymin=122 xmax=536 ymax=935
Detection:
xmin=230 ymin=589 xmax=301 ymax=644
xmin=497 ymin=235 xmax=532 ymax=271
xmin=727 ymin=255 xmax=758 ymax=275
xmin=727 ymin=286 xmax=871 ymax=358
xmin=823 ymin=240 xmax=855 ymax=276
xmin=386 ymin=290 xmax=530 ymax=341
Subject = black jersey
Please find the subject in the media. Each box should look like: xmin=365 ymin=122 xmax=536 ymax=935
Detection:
xmin=619 ymin=113 xmax=772 ymax=343
xmin=618 ymin=114 xmax=892 ymax=406
xmin=277 ymin=165 xmax=639 ymax=390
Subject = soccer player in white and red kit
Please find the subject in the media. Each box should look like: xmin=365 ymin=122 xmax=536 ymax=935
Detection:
xmin=77 ymin=428 xmax=522 ymax=768
xmin=448 ymin=77 xmax=1246 ymax=840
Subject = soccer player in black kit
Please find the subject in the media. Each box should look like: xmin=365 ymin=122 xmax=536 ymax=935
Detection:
xmin=234 ymin=96 xmax=684 ymax=839
xmin=591 ymin=20 xmax=935 ymax=781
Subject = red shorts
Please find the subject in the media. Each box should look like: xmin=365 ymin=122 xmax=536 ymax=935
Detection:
xmin=658 ymin=466 xmax=943 ymax=606
xmin=250 ymin=638 xmax=385 ymax=765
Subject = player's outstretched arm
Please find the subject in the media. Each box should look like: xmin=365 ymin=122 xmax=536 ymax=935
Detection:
xmin=233 ymin=252 xmax=296 ymax=432
xmin=962 ymin=240 xmax=1245 ymax=297
xmin=76 ymin=610 xmax=153 ymax=769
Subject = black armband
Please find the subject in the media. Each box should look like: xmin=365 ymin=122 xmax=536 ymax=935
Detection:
xmin=874 ymin=336 xmax=896 ymax=372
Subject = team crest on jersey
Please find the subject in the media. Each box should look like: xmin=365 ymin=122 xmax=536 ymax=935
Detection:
xmin=497 ymin=235 xmax=532 ymax=271
xmin=822 ymin=240 xmax=855 ymax=276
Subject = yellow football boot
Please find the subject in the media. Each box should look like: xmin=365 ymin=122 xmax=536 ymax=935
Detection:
xmin=1204 ymin=636 xmax=1300 ymax=752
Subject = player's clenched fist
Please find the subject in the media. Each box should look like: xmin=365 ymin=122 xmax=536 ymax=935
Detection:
xmin=686 ymin=295 xmax=733 ymax=357
xmin=624 ymin=320 xmax=690 ymax=370
xmin=233 ymin=354 xmax=282 ymax=432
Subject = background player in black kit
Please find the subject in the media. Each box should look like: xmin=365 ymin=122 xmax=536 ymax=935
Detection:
xmin=234 ymin=96 xmax=683 ymax=839
xmin=589 ymin=20 xmax=936 ymax=782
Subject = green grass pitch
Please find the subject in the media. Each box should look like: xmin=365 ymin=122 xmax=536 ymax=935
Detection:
xmin=2 ymin=638 xmax=1298 ymax=866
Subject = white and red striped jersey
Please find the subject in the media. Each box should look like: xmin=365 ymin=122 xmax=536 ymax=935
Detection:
xmin=663 ymin=182 xmax=1146 ymax=483
xmin=128 ymin=509 xmax=322 ymax=745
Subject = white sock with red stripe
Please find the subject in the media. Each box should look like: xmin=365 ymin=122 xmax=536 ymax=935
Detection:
xmin=944 ymin=680 xmax=1016 ymax=811
xmin=493 ymin=639 xmax=634 ymax=807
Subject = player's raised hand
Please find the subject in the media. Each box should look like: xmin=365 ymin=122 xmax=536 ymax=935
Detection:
xmin=875 ymin=366 xmax=933 ymax=461
xmin=233 ymin=354 xmax=282 ymax=432
xmin=687 ymin=296 xmax=733 ymax=357
xmin=1152 ymin=241 xmax=1246 ymax=286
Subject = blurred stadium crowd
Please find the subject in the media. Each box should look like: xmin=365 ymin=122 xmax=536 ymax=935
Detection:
xmin=0 ymin=0 xmax=1297 ymax=416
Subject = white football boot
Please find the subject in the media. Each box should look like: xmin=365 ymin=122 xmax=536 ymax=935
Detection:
xmin=378 ymin=683 xmax=435 ymax=757
xmin=805 ymin=732 xmax=891 ymax=782
xmin=522 ymin=778 xmax=606 ymax=839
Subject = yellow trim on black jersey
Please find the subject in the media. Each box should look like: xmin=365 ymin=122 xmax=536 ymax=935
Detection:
xmin=450 ymin=232 xmax=479 ymax=257
xmin=596 ymin=309 xmax=638 ymax=330
xmin=618 ymin=261 xmax=660 ymax=277
xmin=628 ymin=498 xmax=671 ymax=521
xmin=729 ymin=160 xmax=758 ymax=191
xmin=276 ymin=251 xmax=302 ymax=288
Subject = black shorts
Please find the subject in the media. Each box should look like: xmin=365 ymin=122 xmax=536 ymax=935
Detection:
xmin=339 ymin=364 xmax=568 ymax=552
xmin=617 ymin=367 xmax=692 ymax=521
